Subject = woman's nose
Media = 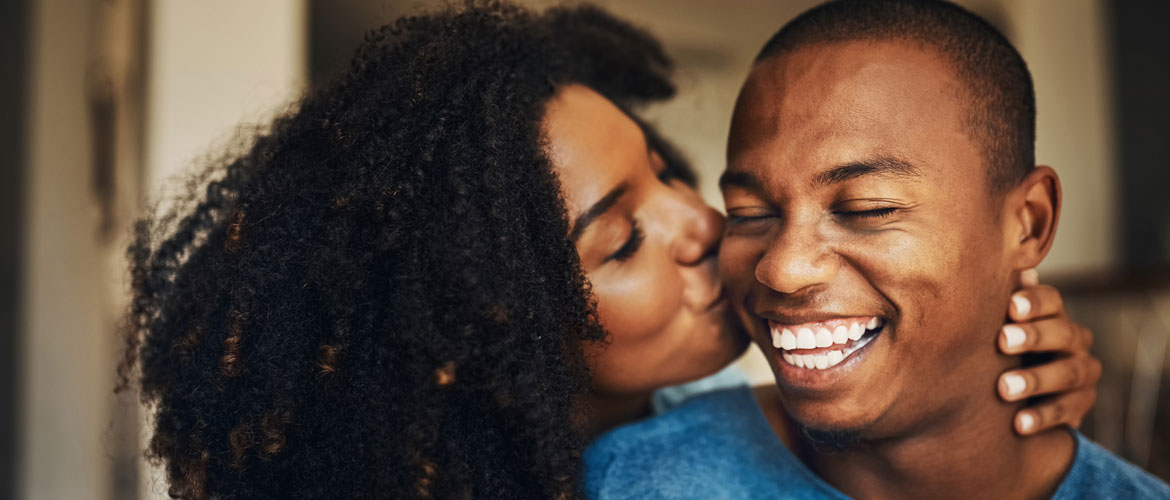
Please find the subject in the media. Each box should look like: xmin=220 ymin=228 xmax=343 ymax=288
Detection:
xmin=673 ymin=197 xmax=725 ymax=266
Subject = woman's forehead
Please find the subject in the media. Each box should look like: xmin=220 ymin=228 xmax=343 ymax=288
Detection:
xmin=543 ymin=84 xmax=648 ymax=217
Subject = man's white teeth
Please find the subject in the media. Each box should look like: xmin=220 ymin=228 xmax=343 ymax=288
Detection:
xmin=770 ymin=316 xmax=885 ymax=370
xmin=814 ymin=354 xmax=829 ymax=369
xmin=782 ymin=349 xmax=847 ymax=370
xmin=781 ymin=329 xmax=796 ymax=350
xmin=778 ymin=332 xmax=878 ymax=370
xmin=832 ymin=325 xmax=849 ymax=344
xmin=772 ymin=317 xmax=882 ymax=350
xmin=773 ymin=329 xmax=797 ymax=349
xmin=815 ymin=328 xmax=833 ymax=348
xmin=796 ymin=328 xmax=817 ymax=349
xmin=848 ymin=322 xmax=864 ymax=341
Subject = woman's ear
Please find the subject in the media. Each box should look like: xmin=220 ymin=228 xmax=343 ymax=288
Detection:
xmin=1006 ymin=166 xmax=1061 ymax=270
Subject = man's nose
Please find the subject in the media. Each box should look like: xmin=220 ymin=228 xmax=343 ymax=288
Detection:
xmin=754 ymin=219 xmax=837 ymax=294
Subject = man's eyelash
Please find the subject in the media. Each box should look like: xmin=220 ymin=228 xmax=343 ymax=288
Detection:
xmin=608 ymin=221 xmax=644 ymax=263
xmin=841 ymin=207 xmax=899 ymax=219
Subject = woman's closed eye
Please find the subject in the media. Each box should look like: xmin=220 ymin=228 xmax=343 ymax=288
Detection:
xmin=606 ymin=220 xmax=645 ymax=263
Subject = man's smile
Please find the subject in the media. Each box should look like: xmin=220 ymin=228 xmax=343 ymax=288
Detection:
xmin=749 ymin=308 xmax=892 ymax=390
xmin=768 ymin=317 xmax=885 ymax=370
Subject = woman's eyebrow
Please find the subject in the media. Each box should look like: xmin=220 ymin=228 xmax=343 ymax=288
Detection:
xmin=569 ymin=182 xmax=629 ymax=243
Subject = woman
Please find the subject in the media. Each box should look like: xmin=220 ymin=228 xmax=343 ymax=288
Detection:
xmin=118 ymin=2 xmax=1099 ymax=499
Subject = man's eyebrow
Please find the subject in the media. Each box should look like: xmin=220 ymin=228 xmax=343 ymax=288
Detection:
xmin=814 ymin=156 xmax=921 ymax=186
xmin=569 ymin=182 xmax=629 ymax=243
xmin=718 ymin=170 xmax=764 ymax=192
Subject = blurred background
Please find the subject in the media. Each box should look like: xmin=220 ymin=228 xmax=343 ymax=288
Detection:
xmin=2 ymin=0 xmax=1167 ymax=498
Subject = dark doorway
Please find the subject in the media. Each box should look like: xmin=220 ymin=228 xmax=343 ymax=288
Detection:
xmin=1112 ymin=2 xmax=1170 ymax=271
xmin=0 ymin=0 xmax=29 ymax=497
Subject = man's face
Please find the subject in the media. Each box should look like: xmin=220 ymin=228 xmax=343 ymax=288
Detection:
xmin=720 ymin=41 xmax=1016 ymax=437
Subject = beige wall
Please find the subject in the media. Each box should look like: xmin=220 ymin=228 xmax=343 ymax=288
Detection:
xmin=20 ymin=0 xmax=113 ymax=497
xmin=146 ymin=0 xmax=308 ymax=196
xmin=1005 ymin=0 xmax=1117 ymax=274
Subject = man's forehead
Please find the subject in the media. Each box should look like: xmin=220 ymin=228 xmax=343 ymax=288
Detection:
xmin=727 ymin=40 xmax=971 ymax=182
xmin=736 ymin=42 xmax=961 ymax=128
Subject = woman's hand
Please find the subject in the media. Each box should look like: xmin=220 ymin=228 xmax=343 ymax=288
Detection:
xmin=996 ymin=268 xmax=1102 ymax=435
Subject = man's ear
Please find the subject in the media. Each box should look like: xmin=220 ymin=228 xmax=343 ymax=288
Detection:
xmin=1005 ymin=166 xmax=1061 ymax=270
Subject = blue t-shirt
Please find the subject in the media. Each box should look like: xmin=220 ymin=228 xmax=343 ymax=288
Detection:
xmin=584 ymin=385 xmax=1170 ymax=499
xmin=650 ymin=365 xmax=749 ymax=415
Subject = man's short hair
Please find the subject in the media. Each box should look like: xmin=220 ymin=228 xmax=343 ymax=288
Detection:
xmin=756 ymin=0 xmax=1035 ymax=193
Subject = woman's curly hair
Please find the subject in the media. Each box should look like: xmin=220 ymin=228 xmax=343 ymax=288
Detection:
xmin=118 ymin=1 xmax=692 ymax=499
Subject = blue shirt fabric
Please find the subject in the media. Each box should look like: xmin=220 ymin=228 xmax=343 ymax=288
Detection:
xmin=584 ymin=385 xmax=1170 ymax=499
xmin=650 ymin=365 xmax=749 ymax=415
xmin=1052 ymin=433 xmax=1170 ymax=499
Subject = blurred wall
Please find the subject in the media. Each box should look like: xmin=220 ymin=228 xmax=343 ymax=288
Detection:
xmin=20 ymin=0 xmax=112 ymax=498
xmin=1005 ymin=0 xmax=1118 ymax=275
xmin=20 ymin=0 xmax=149 ymax=498
xmin=146 ymin=0 xmax=307 ymax=197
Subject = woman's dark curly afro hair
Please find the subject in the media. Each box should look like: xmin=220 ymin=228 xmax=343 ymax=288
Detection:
xmin=118 ymin=1 xmax=695 ymax=499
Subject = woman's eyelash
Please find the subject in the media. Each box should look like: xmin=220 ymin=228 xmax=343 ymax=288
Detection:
xmin=840 ymin=207 xmax=899 ymax=219
xmin=657 ymin=168 xmax=676 ymax=183
xmin=607 ymin=221 xmax=645 ymax=263
xmin=727 ymin=214 xmax=770 ymax=225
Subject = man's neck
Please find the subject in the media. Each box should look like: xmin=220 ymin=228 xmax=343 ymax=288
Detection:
xmin=756 ymin=387 xmax=1075 ymax=500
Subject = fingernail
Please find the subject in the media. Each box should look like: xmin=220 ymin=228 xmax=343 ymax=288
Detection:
xmin=1002 ymin=325 xmax=1026 ymax=350
xmin=1018 ymin=412 xmax=1035 ymax=433
xmin=1011 ymin=294 xmax=1031 ymax=317
xmin=1003 ymin=373 xmax=1027 ymax=397
xmin=1021 ymin=269 xmax=1040 ymax=286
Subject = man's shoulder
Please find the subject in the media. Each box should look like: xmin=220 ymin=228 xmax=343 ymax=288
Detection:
xmin=1053 ymin=431 xmax=1170 ymax=500
xmin=583 ymin=386 xmax=844 ymax=500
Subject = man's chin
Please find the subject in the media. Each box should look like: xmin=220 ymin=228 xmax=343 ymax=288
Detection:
xmin=799 ymin=423 xmax=865 ymax=453
xmin=775 ymin=389 xmax=886 ymax=444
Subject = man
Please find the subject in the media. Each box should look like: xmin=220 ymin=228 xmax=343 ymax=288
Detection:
xmin=584 ymin=1 xmax=1170 ymax=498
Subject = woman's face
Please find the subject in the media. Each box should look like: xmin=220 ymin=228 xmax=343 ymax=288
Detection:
xmin=543 ymin=85 xmax=749 ymax=396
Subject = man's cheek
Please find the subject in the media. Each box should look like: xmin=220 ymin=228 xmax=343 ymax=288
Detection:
xmin=718 ymin=239 xmax=759 ymax=294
